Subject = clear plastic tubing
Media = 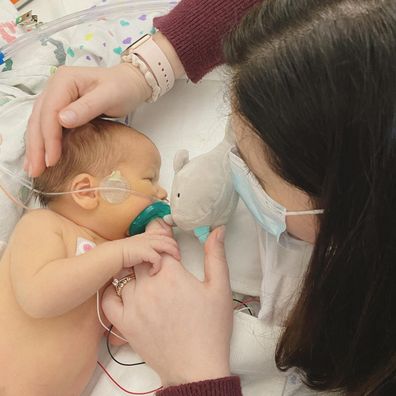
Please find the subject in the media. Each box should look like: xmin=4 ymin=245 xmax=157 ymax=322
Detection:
xmin=0 ymin=0 xmax=172 ymax=64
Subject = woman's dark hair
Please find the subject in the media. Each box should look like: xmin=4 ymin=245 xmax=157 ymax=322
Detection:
xmin=224 ymin=0 xmax=396 ymax=394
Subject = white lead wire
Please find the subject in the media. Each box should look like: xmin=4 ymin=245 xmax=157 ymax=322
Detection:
xmin=96 ymin=291 xmax=128 ymax=343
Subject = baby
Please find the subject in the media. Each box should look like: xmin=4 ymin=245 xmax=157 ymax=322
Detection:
xmin=0 ymin=119 xmax=179 ymax=396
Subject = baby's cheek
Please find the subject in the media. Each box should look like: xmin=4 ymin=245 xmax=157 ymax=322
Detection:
xmin=124 ymin=198 xmax=151 ymax=223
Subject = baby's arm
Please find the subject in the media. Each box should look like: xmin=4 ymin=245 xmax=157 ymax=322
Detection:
xmin=9 ymin=210 xmax=179 ymax=318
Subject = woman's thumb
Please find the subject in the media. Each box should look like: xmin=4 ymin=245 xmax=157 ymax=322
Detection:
xmin=203 ymin=226 xmax=230 ymax=289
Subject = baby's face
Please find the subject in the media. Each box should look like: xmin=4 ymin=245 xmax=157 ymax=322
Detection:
xmin=99 ymin=133 xmax=167 ymax=240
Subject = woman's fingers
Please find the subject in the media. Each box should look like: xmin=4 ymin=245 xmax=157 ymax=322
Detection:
xmin=101 ymin=284 xmax=126 ymax=326
xmin=25 ymin=66 xmax=106 ymax=175
xmin=39 ymin=68 xmax=92 ymax=168
xmin=58 ymin=83 xmax=118 ymax=127
xmin=25 ymin=63 xmax=150 ymax=177
xmin=26 ymin=69 xmax=78 ymax=175
xmin=45 ymin=84 xmax=114 ymax=166
xmin=25 ymin=93 xmax=46 ymax=176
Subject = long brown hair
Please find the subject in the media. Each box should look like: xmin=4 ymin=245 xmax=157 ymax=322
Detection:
xmin=224 ymin=1 xmax=396 ymax=394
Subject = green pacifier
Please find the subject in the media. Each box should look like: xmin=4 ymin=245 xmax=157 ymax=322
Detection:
xmin=128 ymin=201 xmax=171 ymax=236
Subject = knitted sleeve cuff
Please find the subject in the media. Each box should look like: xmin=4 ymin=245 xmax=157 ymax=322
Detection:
xmin=157 ymin=376 xmax=242 ymax=396
xmin=153 ymin=0 xmax=261 ymax=82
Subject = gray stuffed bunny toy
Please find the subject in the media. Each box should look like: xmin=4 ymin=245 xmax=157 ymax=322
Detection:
xmin=168 ymin=120 xmax=239 ymax=242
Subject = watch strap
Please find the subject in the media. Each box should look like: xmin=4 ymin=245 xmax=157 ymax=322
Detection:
xmin=123 ymin=34 xmax=175 ymax=98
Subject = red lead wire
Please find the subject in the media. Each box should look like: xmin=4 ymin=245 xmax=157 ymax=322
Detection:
xmin=97 ymin=360 xmax=163 ymax=395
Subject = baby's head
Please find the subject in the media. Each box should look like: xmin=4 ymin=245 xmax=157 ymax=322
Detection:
xmin=33 ymin=119 xmax=167 ymax=240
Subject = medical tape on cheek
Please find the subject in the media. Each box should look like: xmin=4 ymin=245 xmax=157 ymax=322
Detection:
xmin=99 ymin=170 xmax=131 ymax=204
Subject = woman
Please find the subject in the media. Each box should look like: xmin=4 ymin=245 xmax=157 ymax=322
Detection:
xmin=25 ymin=0 xmax=396 ymax=395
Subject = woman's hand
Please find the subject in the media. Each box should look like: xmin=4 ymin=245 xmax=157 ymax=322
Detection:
xmin=25 ymin=62 xmax=151 ymax=177
xmin=102 ymin=225 xmax=234 ymax=387
xmin=25 ymin=31 xmax=185 ymax=178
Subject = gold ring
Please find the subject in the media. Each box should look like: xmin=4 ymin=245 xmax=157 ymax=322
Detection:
xmin=112 ymin=271 xmax=136 ymax=297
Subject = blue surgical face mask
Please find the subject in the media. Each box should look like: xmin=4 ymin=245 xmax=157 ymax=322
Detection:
xmin=229 ymin=148 xmax=324 ymax=244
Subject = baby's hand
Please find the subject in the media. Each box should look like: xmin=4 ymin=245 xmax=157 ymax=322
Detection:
xmin=120 ymin=230 xmax=180 ymax=275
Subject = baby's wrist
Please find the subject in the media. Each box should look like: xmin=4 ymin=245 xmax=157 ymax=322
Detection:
xmin=105 ymin=239 xmax=126 ymax=272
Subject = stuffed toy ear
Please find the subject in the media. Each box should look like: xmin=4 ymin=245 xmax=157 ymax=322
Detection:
xmin=173 ymin=150 xmax=190 ymax=173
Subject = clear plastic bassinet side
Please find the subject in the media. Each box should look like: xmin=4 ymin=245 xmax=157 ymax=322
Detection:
xmin=0 ymin=0 xmax=175 ymax=69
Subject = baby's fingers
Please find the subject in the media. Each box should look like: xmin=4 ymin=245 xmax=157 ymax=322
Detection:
xmin=138 ymin=250 xmax=162 ymax=270
xmin=150 ymin=238 xmax=181 ymax=261
xmin=145 ymin=228 xmax=170 ymax=237
xmin=149 ymin=261 xmax=162 ymax=276
xmin=146 ymin=234 xmax=178 ymax=250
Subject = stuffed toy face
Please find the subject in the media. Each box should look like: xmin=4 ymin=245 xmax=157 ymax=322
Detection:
xmin=170 ymin=135 xmax=239 ymax=242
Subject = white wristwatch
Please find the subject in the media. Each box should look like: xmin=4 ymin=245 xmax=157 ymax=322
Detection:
xmin=121 ymin=34 xmax=175 ymax=103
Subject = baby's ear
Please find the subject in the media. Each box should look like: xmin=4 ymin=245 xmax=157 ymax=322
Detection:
xmin=70 ymin=173 xmax=99 ymax=210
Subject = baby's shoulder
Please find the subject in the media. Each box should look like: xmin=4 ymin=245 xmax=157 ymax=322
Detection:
xmin=12 ymin=210 xmax=94 ymax=251
xmin=19 ymin=208 xmax=62 ymax=224
xmin=14 ymin=209 xmax=63 ymax=235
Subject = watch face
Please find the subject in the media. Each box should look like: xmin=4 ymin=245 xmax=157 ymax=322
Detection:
xmin=121 ymin=34 xmax=151 ymax=56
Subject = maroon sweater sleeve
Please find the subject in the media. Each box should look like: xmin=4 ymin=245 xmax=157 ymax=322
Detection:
xmin=153 ymin=0 xmax=262 ymax=82
xmin=157 ymin=376 xmax=242 ymax=396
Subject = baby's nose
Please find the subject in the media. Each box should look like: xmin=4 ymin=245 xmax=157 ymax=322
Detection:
xmin=157 ymin=186 xmax=168 ymax=200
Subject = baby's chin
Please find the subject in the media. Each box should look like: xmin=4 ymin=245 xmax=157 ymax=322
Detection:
xmin=95 ymin=227 xmax=130 ymax=241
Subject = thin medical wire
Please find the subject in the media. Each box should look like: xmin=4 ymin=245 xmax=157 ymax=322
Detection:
xmin=233 ymin=298 xmax=253 ymax=316
xmin=35 ymin=187 xmax=154 ymax=201
xmin=97 ymin=360 xmax=163 ymax=395
xmin=96 ymin=291 xmax=128 ymax=342
xmin=0 ymin=163 xmax=157 ymax=200
xmin=236 ymin=307 xmax=255 ymax=314
xmin=0 ymin=163 xmax=33 ymax=189
xmin=106 ymin=324 xmax=145 ymax=367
